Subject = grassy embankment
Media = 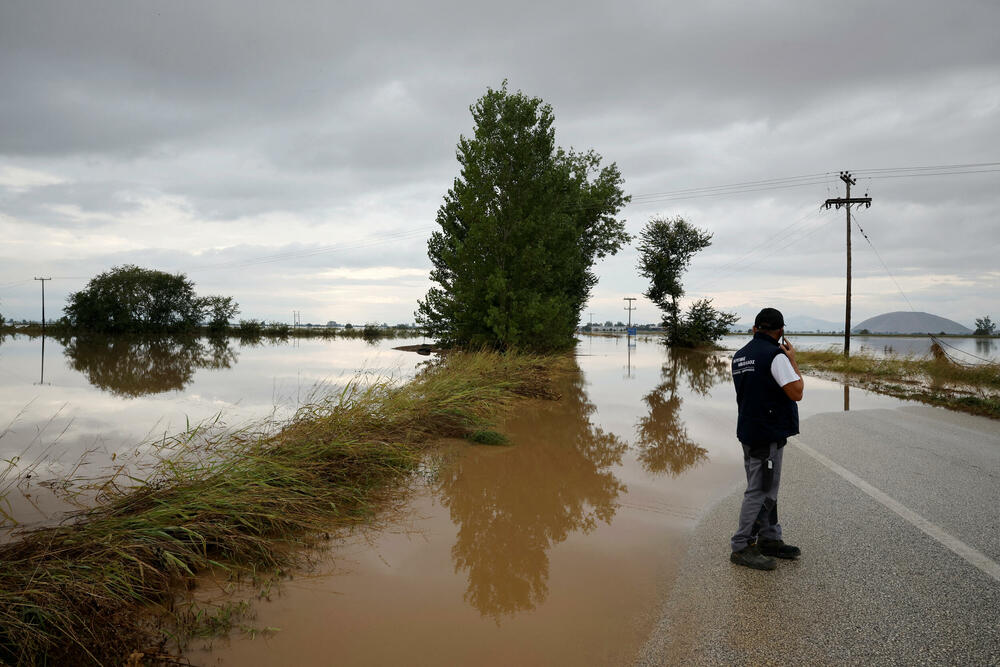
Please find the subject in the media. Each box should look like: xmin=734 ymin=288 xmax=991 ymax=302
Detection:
xmin=796 ymin=348 xmax=1000 ymax=418
xmin=0 ymin=350 xmax=564 ymax=666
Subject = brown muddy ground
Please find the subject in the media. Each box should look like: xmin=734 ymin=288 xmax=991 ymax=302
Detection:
xmin=193 ymin=339 xmax=911 ymax=666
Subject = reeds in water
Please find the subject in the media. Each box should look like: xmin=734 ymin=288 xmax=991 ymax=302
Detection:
xmin=0 ymin=350 xmax=564 ymax=666
xmin=796 ymin=348 xmax=1000 ymax=417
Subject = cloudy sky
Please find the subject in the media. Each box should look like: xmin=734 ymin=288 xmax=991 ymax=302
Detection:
xmin=1 ymin=0 xmax=998 ymax=329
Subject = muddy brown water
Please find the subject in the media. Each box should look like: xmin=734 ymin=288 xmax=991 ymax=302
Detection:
xmin=0 ymin=333 xmax=914 ymax=662
xmin=183 ymin=337 xmax=909 ymax=666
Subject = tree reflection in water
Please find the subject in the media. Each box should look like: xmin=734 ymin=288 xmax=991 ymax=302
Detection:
xmin=975 ymin=338 xmax=997 ymax=356
xmin=63 ymin=335 xmax=237 ymax=397
xmin=635 ymin=349 xmax=730 ymax=476
xmin=436 ymin=369 xmax=627 ymax=622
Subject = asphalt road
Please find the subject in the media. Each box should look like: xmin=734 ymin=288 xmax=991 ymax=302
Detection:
xmin=636 ymin=404 xmax=1000 ymax=666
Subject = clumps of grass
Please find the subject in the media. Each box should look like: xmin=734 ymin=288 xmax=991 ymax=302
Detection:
xmin=0 ymin=349 xmax=564 ymax=666
xmin=235 ymin=318 xmax=264 ymax=340
xmin=466 ymin=429 xmax=511 ymax=446
xmin=231 ymin=322 xmax=418 ymax=345
xmin=797 ymin=348 xmax=1000 ymax=418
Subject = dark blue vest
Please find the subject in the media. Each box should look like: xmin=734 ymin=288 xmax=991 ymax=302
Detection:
xmin=731 ymin=332 xmax=799 ymax=450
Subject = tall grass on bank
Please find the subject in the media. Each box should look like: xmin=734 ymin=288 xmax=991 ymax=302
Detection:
xmin=796 ymin=348 xmax=1000 ymax=418
xmin=0 ymin=350 xmax=563 ymax=666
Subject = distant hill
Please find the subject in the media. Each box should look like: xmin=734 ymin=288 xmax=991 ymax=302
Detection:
xmin=852 ymin=311 xmax=972 ymax=335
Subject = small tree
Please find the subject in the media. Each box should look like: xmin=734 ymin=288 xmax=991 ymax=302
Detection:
xmin=974 ymin=316 xmax=996 ymax=336
xmin=637 ymin=217 xmax=735 ymax=347
xmin=637 ymin=217 xmax=712 ymax=342
xmin=416 ymin=83 xmax=630 ymax=350
xmin=673 ymin=299 xmax=738 ymax=347
xmin=362 ymin=323 xmax=381 ymax=343
xmin=200 ymin=295 xmax=239 ymax=333
xmin=237 ymin=319 xmax=264 ymax=343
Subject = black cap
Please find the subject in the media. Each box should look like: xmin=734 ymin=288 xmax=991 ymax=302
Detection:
xmin=754 ymin=307 xmax=785 ymax=330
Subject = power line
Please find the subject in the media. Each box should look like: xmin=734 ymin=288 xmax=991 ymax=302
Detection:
xmin=1 ymin=161 xmax=995 ymax=288
xmin=930 ymin=333 xmax=996 ymax=364
xmin=851 ymin=209 xmax=916 ymax=313
xmin=629 ymin=172 xmax=831 ymax=200
xmin=628 ymin=178 xmax=831 ymax=205
xmin=688 ymin=209 xmax=829 ymax=294
xmin=0 ymin=279 xmax=33 ymax=291
xmin=191 ymin=227 xmax=435 ymax=272
xmin=0 ymin=229 xmax=437 ymax=295
xmin=851 ymin=161 xmax=1000 ymax=174
xmin=849 ymin=207 xmax=994 ymax=365
xmin=697 ymin=205 xmax=822 ymax=278
xmin=866 ymin=168 xmax=1000 ymax=181
xmin=624 ymin=161 xmax=1000 ymax=208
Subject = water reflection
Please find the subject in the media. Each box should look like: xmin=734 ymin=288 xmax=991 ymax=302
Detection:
xmin=975 ymin=338 xmax=997 ymax=355
xmin=36 ymin=334 xmax=49 ymax=386
xmin=436 ymin=369 xmax=627 ymax=621
xmin=625 ymin=338 xmax=635 ymax=379
xmin=634 ymin=349 xmax=730 ymax=476
xmin=63 ymin=335 xmax=238 ymax=397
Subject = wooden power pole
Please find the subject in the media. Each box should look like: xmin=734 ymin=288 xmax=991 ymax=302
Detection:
xmin=623 ymin=297 xmax=636 ymax=334
xmin=823 ymin=172 xmax=871 ymax=357
xmin=33 ymin=277 xmax=51 ymax=331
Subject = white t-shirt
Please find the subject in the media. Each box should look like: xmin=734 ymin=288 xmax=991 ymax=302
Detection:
xmin=771 ymin=354 xmax=801 ymax=387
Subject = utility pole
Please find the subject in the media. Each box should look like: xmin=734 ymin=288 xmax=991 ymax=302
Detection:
xmin=823 ymin=172 xmax=871 ymax=357
xmin=623 ymin=297 xmax=636 ymax=334
xmin=33 ymin=277 xmax=51 ymax=331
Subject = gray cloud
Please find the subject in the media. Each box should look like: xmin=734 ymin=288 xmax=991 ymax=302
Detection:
xmin=1 ymin=0 xmax=998 ymax=325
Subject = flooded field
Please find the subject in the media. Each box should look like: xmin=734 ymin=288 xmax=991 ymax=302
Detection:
xmin=0 ymin=333 xmax=924 ymax=663
xmin=0 ymin=334 xmax=424 ymax=530
xmin=719 ymin=333 xmax=999 ymax=363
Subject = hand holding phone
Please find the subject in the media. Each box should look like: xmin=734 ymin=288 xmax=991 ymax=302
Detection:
xmin=780 ymin=336 xmax=796 ymax=362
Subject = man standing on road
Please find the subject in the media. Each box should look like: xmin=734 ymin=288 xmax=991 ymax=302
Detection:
xmin=729 ymin=307 xmax=804 ymax=570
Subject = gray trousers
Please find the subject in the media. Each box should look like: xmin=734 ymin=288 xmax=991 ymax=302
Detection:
xmin=731 ymin=442 xmax=784 ymax=552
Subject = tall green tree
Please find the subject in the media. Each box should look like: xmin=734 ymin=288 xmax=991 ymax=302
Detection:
xmin=637 ymin=216 xmax=736 ymax=347
xmin=416 ymin=83 xmax=630 ymax=350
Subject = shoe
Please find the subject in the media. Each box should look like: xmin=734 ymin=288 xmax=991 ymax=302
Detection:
xmin=730 ymin=544 xmax=777 ymax=571
xmin=758 ymin=538 xmax=801 ymax=559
